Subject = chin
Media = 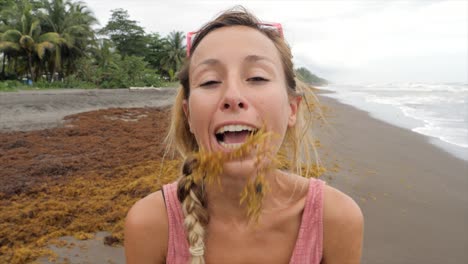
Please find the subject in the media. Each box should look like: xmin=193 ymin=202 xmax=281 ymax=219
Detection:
xmin=222 ymin=158 xmax=258 ymax=179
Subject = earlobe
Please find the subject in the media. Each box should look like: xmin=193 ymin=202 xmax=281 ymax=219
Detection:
xmin=288 ymin=96 xmax=302 ymax=126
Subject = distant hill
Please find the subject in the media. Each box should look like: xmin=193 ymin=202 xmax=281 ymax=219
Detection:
xmin=295 ymin=67 xmax=328 ymax=86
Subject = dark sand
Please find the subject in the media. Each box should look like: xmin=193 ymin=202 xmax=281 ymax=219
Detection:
xmin=314 ymin=93 xmax=468 ymax=264
xmin=1 ymin=88 xmax=467 ymax=263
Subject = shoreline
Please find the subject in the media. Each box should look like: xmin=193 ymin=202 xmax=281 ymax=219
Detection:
xmin=316 ymin=87 xmax=468 ymax=161
xmin=314 ymin=93 xmax=468 ymax=263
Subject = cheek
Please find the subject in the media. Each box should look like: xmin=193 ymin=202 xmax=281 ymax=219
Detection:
xmin=259 ymin=91 xmax=291 ymax=125
xmin=252 ymin=94 xmax=290 ymax=149
xmin=187 ymin=93 xmax=217 ymax=140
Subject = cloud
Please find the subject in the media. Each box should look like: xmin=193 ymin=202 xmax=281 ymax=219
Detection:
xmin=84 ymin=0 xmax=467 ymax=83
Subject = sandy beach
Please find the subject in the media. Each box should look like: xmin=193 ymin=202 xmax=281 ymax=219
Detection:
xmin=315 ymin=91 xmax=468 ymax=263
xmin=0 ymin=88 xmax=177 ymax=132
xmin=1 ymin=88 xmax=467 ymax=263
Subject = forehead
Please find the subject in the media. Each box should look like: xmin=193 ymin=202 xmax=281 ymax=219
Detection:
xmin=190 ymin=26 xmax=282 ymax=67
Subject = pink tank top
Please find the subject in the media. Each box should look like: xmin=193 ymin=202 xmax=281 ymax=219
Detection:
xmin=162 ymin=178 xmax=325 ymax=264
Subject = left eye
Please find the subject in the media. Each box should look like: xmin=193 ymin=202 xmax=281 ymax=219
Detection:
xmin=247 ymin=76 xmax=269 ymax=82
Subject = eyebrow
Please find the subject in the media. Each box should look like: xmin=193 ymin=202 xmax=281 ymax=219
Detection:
xmin=194 ymin=55 xmax=275 ymax=69
xmin=194 ymin=58 xmax=220 ymax=68
xmin=244 ymin=54 xmax=274 ymax=64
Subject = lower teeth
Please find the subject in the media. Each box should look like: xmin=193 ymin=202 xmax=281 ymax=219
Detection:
xmin=220 ymin=142 xmax=243 ymax=149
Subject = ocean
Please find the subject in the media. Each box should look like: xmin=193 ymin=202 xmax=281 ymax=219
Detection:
xmin=320 ymin=82 xmax=468 ymax=161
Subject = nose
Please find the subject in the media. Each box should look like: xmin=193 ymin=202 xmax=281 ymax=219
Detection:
xmin=220 ymin=81 xmax=248 ymax=112
xmin=222 ymin=99 xmax=246 ymax=110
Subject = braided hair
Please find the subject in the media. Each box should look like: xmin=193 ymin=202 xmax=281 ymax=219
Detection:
xmin=177 ymin=158 xmax=208 ymax=263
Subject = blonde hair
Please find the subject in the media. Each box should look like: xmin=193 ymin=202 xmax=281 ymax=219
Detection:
xmin=165 ymin=6 xmax=322 ymax=263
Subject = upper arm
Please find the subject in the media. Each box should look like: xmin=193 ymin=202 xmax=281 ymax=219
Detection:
xmin=124 ymin=191 xmax=169 ymax=264
xmin=322 ymin=185 xmax=364 ymax=264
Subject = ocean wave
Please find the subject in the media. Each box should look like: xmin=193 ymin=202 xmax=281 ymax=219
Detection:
xmin=413 ymin=125 xmax=468 ymax=148
xmin=364 ymin=94 xmax=466 ymax=105
xmin=357 ymin=82 xmax=468 ymax=93
xmin=325 ymin=82 xmax=468 ymax=152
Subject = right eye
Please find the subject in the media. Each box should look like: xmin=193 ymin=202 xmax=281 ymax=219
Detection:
xmin=200 ymin=80 xmax=221 ymax=87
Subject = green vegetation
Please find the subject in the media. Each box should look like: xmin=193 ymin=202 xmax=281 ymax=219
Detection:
xmin=296 ymin=67 xmax=328 ymax=86
xmin=1 ymin=0 xmax=327 ymax=90
xmin=0 ymin=0 xmax=184 ymax=89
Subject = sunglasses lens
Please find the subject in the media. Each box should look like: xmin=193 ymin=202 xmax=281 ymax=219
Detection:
xmin=259 ymin=23 xmax=283 ymax=37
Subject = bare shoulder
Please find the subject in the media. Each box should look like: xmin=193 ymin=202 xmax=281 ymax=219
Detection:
xmin=322 ymin=184 xmax=364 ymax=264
xmin=323 ymin=184 xmax=363 ymax=223
xmin=124 ymin=190 xmax=168 ymax=264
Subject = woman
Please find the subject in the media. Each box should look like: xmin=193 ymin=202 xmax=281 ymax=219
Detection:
xmin=125 ymin=7 xmax=363 ymax=264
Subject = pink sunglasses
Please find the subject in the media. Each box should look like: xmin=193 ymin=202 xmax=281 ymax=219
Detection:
xmin=186 ymin=22 xmax=284 ymax=57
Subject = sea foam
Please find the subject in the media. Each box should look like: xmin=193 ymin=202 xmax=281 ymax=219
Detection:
xmin=322 ymin=82 xmax=468 ymax=160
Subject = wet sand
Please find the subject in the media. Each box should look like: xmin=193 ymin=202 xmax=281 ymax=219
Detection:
xmin=1 ymin=88 xmax=467 ymax=263
xmin=314 ymin=92 xmax=468 ymax=264
xmin=36 ymin=232 xmax=124 ymax=264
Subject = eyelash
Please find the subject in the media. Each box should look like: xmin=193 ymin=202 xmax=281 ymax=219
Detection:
xmin=248 ymin=76 xmax=269 ymax=82
xmin=199 ymin=77 xmax=269 ymax=87
xmin=200 ymin=80 xmax=221 ymax=87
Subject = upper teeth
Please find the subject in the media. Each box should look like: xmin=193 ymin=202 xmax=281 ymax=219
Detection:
xmin=216 ymin=124 xmax=256 ymax=134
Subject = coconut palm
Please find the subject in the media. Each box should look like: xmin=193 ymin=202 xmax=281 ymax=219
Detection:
xmin=0 ymin=0 xmax=23 ymax=78
xmin=0 ymin=1 xmax=64 ymax=80
xmin=92 ymin=38 xmax=116 ymax=69
xmin=37 ymin=0 xmax=97 ymax=78
xmin=159 ymin=31 xmax=186 ymax=81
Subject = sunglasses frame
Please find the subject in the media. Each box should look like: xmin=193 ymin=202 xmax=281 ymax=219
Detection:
xmin=186 ymin=22 xmax=284 ymax=57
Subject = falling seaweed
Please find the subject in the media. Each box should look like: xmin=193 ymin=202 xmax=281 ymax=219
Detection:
xmin=189 ymin=128 xmax=279 ymax=224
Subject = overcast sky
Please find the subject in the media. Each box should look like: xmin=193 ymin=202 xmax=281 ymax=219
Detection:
xmin=83 ymin=0 xmax=467 ymax=84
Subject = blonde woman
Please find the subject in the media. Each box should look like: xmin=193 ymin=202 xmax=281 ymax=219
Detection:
xmin=125 ymin=7 xmax=363 ymax=264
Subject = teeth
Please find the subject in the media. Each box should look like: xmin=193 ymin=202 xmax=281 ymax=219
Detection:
xmin=216 ymin=124 xmax=256 ymax=134
xmin=220 ymin=142 xmax=243 ymax=149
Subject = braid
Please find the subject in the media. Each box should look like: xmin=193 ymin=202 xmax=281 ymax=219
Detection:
xmin=177 ymin=157 xmax=209 ymax=264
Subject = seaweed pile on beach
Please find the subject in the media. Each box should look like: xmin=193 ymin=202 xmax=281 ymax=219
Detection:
xmin=0 ymin=107 xmax=180 ymax=263
xmin=0 ymin=102 xmax=328 ymax=263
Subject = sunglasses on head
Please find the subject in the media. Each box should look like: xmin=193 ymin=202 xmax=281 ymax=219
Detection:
xmin=186 ymin=22 xmax=284 ymax=57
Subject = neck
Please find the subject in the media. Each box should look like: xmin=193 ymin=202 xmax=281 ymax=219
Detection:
xmin=204 ymin=169 xmax=292 ymax=226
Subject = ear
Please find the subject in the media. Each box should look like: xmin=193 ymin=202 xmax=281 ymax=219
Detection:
xmin=288 ymin=96 xmax=302 ymax=127
xmin=182 ymin=99 xmax=193 ymax=133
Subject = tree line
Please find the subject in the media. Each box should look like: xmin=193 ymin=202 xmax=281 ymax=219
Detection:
xmin=0 ymin=0 xmax=185 ymax=88
xmin=0 ymin=0 xmax=326 ymax=89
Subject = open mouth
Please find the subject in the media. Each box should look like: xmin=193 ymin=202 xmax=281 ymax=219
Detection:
xmin=215 ymin=124 xmax=258 ymax=149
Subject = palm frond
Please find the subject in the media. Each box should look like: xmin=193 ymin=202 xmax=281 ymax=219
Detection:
xmin=2 ymin=29 xmax=22 ymax=42
xmin=0 ymin=41 xmax=21 ymax=53
xmin=29 ymin=19 xmax=41 ymax=38
xmin=38 ymin=32 xmax=65 ymax=45
xmin=36 ymin=42 xmax=55 ymax=59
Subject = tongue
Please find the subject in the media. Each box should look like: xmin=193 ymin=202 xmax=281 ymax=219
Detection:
xmin=223 ymin=131 xmax=250 ymax=144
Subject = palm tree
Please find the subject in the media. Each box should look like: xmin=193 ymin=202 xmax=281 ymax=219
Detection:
xmin=0 ymin=6 xmax=51 ymax=79
xmin=160 ymin=31 xmax=186 ymax=81
xmin=0 ymin=0 xmax=22 ymax=78
xmin=92 ymin=38 xmax=116 ymax=69
xmin=0 ymin=0 xmax=64 ymax=80
xmin=37 ymin=0 xmax=98 ymax=78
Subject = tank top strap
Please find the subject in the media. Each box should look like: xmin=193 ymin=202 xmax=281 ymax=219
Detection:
xmin=162 ymin=181 xmax=190 ymax=264
xmin=289 ymin=178 xmax=325 ymax=264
